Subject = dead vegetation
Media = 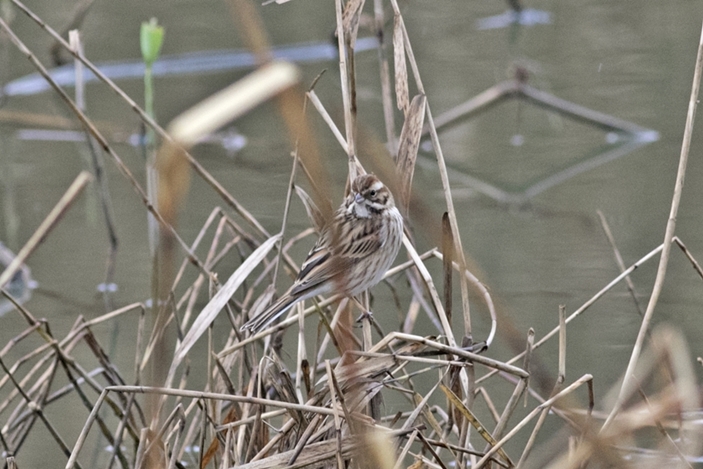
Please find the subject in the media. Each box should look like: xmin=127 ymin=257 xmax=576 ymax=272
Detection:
xmin=0 ymin=1 xmax=702 ymax=468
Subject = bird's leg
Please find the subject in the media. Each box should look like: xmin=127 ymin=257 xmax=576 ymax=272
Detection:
xmin=353 ymin=292 xmax=374 ymax=325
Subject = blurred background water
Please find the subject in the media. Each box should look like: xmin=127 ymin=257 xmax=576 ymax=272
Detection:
xmin=1 ymin=0 xmax=702 ymax=466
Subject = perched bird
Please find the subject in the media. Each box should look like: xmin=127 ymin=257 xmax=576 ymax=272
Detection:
xmin=242 ymin=174 xmax=404 ymax=333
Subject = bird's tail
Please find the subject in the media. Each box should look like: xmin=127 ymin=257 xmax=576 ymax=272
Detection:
xmin=240 ymin=294 xmax=298 ymax=333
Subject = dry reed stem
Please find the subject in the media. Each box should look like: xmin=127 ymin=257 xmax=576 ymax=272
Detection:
xmin=430 ymin=250 xmax=496 ymax=348
xmin=69 ymin=30 xmax=119 ymax=309
xmin=173 ymin=214 xmax=231 ymax=328
xmin=373 ymin=0 xmax=398 ymax=154
xmin=605 ymin=18 xmax=703 ymax=431
xmin=393 ymin=427 xmax=418 ymax=469
xmin=169 ymin=234 xmax=280 ymax=382
xmin=596 ymin=210 xmax=644 ymax=316
xmin=402 ymin=236 xmax=453 ymax=344
xmin=474 ymin=374 xmax=594 ymax=469
xmin=226 ymin=0 xmax=272 ymax=64
xmin=371 ymin=333 xmax=527 ymax=378
xmin=272 ymin=85 xmax=312 ymax=292
xmin=522 ymin=328 xmax=534 ymax=407
xmin=515 ymin=406 xmax=550 ymax=468
xmin=276 ymin=83 xmax=314 ymax=402
xmin=0 ymin=171 xmax=92 ymax=289
xmin=441 ymin=213 xmax=453 ymax=328
xmin=491 ymin=377 xmax=528 ymax=441
xmin=440 ymin=383 xmax=512 ymax=466
xmin=673 ymin=236 xmax=703 ymax=279
xmin=2 ymin=2 xmax=699 ymax=468
xmin=395 ymin=94 xmax=425 ymax=215
xmin=558 ymin=304 xmax=566 ymax=385
xmin=306 ymin=90 xmax=350 ymax=154
xmin=335 ymin=0 xmax=357 ymax=167
xmin=388 ymin=0 xmax=472 ymax=353
xmin=169 ymin=62 xmax=300 ymax=147
xmin=479 ymin=242 xmax=665 ymax=385
xmin=323 ymin=361 xmax=345 ymax=469
xmin=404 ymin=375 xmax=445 ymax=432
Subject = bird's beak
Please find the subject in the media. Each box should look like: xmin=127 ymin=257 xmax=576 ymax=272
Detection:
xmin=354 ymin=193 xmax=364 ymax=204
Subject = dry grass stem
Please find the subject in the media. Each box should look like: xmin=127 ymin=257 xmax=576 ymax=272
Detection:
xmin=306 ymin=90 xmax=350 ymax=154
xmin=597 ymin=210 xmax=644 ymax=316
xmin=605 ymin=17 xmax=703 ymax=431
xmin=0 ymin=171 xmax=92 ymax=290
xmin=335 ymin=0 xmax=357 ymax=163
xmin=0 ymin=2 xmax=699 ymax=468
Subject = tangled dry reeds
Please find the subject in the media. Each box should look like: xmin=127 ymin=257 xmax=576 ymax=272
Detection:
xmin=0 ymin=1 xmax=702 ymax=468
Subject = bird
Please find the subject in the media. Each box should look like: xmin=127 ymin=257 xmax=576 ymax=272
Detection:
xmin=241 ymin=173 xmax=404 ymax=333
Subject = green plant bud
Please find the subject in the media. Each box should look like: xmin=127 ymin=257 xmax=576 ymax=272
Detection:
xmin=140 ymin=18 xmax=164 ymax=66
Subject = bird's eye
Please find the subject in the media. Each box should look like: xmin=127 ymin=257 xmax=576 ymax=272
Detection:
xmin=369 ymin=189 xmax=377 ymax=197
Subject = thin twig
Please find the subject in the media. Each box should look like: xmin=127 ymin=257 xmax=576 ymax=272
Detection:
xmin=0 ymin=171 xmax=92 ymax=290
xmin=596 ymin=210 xmax=643 ymax=316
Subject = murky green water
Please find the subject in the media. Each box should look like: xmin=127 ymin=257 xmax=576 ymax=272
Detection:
xmin=1 ymin=0 xmax=703 ymax=466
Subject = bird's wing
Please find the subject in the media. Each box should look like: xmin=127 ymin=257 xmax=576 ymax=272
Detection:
xmin=290 ymin=212 xmax=381 ymax=296
xmin=335 ymin=213 xmax=384 ymax=259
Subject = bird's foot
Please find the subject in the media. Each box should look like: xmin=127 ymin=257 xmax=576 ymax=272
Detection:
xmin=355 ymin=310 xmax=374 ymax=326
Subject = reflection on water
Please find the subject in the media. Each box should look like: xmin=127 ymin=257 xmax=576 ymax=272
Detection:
xmin=0 ymin=243 xmax=37 ymax=316
xmin=422 ymin=76 xmax=659 ymax=204
xmin=14 ymin=127 xmax=248 ymax=156
xmin=3 ymin=37 xmax=379 ymax=97
xmin=476 ymin=8 xmax=553 ymax=30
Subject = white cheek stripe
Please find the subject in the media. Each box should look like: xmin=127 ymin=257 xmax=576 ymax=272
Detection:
xmin=369 ymin=181 xmax=383 ymax=192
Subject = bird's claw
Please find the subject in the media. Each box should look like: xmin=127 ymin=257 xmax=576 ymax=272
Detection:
xmin=355 ymin=310 xmax=374 ymax=326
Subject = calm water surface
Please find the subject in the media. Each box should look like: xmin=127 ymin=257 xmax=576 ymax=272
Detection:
xmin=1 ymin=0 xmax=702 ymax=466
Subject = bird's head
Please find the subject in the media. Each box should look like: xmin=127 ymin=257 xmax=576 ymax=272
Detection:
xmin=348 ymin=174 xmax=395 ymax=217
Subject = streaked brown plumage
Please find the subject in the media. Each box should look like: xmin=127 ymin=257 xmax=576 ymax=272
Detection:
xmin=242 ymin=174 xmax=403 ymax=333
